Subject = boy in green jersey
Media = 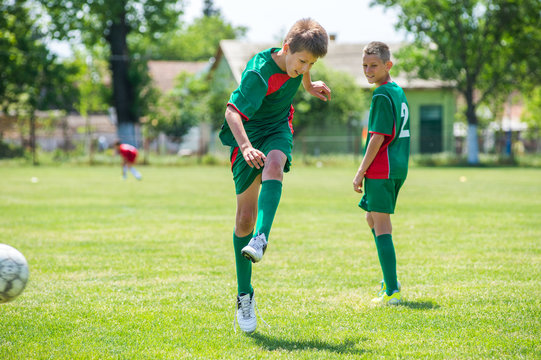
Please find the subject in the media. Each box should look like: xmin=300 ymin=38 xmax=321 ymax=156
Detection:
xmin=352 ymin=41 xmax=410 ymax=305
xmin=220 ymin=18 xmax=331 ymax=333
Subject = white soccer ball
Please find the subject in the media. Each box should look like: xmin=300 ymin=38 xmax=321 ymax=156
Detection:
xmin=0 ymin=244 xmax=29 ymax=303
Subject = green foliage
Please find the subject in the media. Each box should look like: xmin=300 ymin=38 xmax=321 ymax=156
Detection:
xmin=521 ymin=87 xmax=541 ymax=138
xmin=134 ymin=15 xmax=247 ymax=61
xmin=373 ymin=0 xmax=541 ymax=119
xmin=70 ymin=50 xmax=111 ymax=117
xmin=40 ymin=0 xmax=183 ymax=46
xmin=144 ymin=72 xmax=203 ymax=141
xmin=293 ymin=62 xmax=368 ymax=136
xmin=0 ymin=1 xmax=77 ymax=112
xmin=143 ymin=68 xmax=233 ymax=141
xmin=0 ymin=141 xmax=24 ymax=159
xmin=0 ymin=166 xmax=539 ymax=358
xmin=372 ymin=0 xmax=541 ymax=164
xmin=39 ymin=0 xmax=184 ymax=125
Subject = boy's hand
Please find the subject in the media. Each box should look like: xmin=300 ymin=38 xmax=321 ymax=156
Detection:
xmin=307 ymin=80 xmax=331 ymax=101
xmin=242 ymin=146 xmax=266 ymax=169
xmin=353 ymin=171 xmax=365 ymax=193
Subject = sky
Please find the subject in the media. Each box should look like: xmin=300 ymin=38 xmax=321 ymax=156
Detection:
xmin=184 ymin=0 xmax=407 ymax=43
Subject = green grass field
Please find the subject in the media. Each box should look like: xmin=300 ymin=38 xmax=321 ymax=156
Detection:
xmin=0 ymin=164 xmax=540 ymax=359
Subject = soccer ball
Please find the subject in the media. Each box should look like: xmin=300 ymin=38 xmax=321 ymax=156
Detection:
xmin=0 ymin=244 xmax=29 ymax=303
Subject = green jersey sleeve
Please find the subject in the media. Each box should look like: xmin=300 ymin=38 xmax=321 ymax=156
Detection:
xmin=228 ymin=70 xmax=268 ymax=120
xmin=369 ymin=93 xmax=395 ymax=135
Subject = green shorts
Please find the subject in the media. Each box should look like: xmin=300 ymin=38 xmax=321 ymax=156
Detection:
xmin=230 ymin=130 xmax=293 ymax=194
xmin=359 ymin=178 xmax=405 ymax=214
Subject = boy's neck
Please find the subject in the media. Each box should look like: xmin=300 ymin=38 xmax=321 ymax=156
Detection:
xmin=376 ymin=74 xmax=392 ymax=88
xmin=271 ymin=48 xmax=287 ymax=72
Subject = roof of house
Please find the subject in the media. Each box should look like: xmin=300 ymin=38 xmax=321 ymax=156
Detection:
xmin=217 ymin=39 xmax=452 ymax=90
xmin=148 ymin=60 xmax=208 ymax=93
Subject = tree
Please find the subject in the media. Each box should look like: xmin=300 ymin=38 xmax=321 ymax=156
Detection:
xmin=0 ymin=0 xmax=43 ymax=113
xmin=372 ymin=0 xmax=541 ymax=164
xmin=521 ymin=87 xmax=541 ymax=152
xmin=144 ymin=72 xmax=202 ymax=146
xmin=0 ymin=0 xmax=79 ymax=164
xmin=293 ymin=62 xmax=368 ymax=136
xmin=70 ymin=49 xmax=111 ymax=162
xmin=202 ymin=0 xmax=220 ymax=17
xmin=40 ymin=0 xmax=184 ymax=144
xmin=134 ymin=14 xmax=247 ymax=61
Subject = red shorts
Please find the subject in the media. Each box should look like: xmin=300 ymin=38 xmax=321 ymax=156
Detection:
xmin=123 ymin=152 xmax=137 ymax=163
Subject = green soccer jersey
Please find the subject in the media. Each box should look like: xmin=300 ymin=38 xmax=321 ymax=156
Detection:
xmin=219 ymin=48 xmax=302 ymax=147
xmin=365 ymin=82 xmax=410 ymax=180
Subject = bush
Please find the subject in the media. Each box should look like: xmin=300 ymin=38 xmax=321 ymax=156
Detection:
xmin=0 ymin=141 xmax=24 ymax=159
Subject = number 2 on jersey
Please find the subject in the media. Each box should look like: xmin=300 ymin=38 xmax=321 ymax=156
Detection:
xmin=399 ymin=102 xmax=410 ymax=138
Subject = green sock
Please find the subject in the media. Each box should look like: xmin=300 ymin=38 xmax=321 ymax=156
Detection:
xmin=375 ymin=234 xmax=398 ymax=295
xmin=254 ymin=179 xmax=282 ymax=241
xmin=233 ymin=232 xmax=253 ymax=295
xmin=371 ymin=228 xmax=376 ymax=240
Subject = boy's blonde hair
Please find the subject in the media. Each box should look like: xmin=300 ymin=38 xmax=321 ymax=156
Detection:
xmin=284 ymin=18 xmax=328 ymax=58
xmin=363 ymin=41 xmax=391 ymax=63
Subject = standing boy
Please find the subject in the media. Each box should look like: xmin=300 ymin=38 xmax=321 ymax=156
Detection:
xmin=220 ymin=18 xmax=331 ymax=333
xmin=115 ymin=140 xmax=142 ymax=180
xmin=352 ymin=41 xmax=410 ymax=305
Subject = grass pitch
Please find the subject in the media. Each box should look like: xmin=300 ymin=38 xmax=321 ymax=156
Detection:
xmin=0 ymin=164 xmax=540 ymax=359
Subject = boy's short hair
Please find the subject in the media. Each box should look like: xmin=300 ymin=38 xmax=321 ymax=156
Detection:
xmin=363 ymin=41 xmax=391 ymax=63
xmin=284 ymin=18 xmax=328 ymax=58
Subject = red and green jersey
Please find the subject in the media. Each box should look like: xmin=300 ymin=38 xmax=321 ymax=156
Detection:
xmin=219 ymin=48 xmax=302 ymax=147
xmin=365 ymin=82 xmax=410 ymax=180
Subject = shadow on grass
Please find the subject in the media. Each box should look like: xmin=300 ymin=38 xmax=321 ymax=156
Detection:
xmin=401 ymin=300 xmax=440 ymax=310
xmin=249 ymin=333 xmax=371 ymax=356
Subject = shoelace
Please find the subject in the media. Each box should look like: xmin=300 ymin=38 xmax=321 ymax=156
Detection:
xmin=251 ymin=235 xmax=266 ymax=251
xmin=239 ymin=295 xmax=252 ymax=318
xmin=232 ymin=296 xmax=270 ymax=333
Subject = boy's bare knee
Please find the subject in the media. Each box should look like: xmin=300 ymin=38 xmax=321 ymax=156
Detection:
xmin=236 ymin=211 xmax=256 ymax=234
xmin=262 ymin=160 xmax=283 ymax=180
xmin=365 ymin=212 xmax=374 ymax=228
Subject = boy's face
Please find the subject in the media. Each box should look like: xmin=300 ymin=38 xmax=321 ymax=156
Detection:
xmin=284 ymin=44 xmax=318 ymax=78
xmin=362 ymin=54 xmax=392 ymax=86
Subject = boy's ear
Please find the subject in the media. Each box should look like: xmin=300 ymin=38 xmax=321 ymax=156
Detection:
xmin=385 ymin=60 xmax=393 ymax=71
xmin=282 ymin=43 xmax=290 ymax=53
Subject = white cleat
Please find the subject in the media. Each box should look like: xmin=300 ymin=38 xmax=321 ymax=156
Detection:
xmin=236 ymin=292 xmax=257 ymax=334
xmin=241 ymin=233 xmax=267 ymax=263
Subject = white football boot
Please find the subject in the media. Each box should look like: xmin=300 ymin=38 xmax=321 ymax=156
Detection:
xmin=241 ymin=233 xmax=267 ymax=263
xmin=236 ymin=292 xmax=257 ymax=334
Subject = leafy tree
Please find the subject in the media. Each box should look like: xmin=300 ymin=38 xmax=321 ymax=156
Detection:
xmin=134 ymin=14 xmax=247 ymax=61
xmin=293 ymin=62 xmax=368 ymax=136
xmin=521 ymin=87 xmax=541 ymax=152
xmin=145 ymin=72 xmax=202 ymax=145
xmin=0 ymin=0 xmax=44 ymax=112
xmin=0 ymin=0 xmax=79 ymax=164
xmin=71 ymin=49 xmax=110 ymax=118
xmin=39 ymin=0 xmax=184 ymax=143
xmin=69 ymin=49 xmax=111 ymax=162
xmin=143 ymin=67 xmax=233 ymax=156
xmin=202 ymin=0 xmax=220 ymax=17
xmin=372 ymin=0 xmax=541 ymax=164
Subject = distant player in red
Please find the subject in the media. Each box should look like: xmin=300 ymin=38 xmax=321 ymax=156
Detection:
xmin=115 ymin=140 xmax=142 ymax=180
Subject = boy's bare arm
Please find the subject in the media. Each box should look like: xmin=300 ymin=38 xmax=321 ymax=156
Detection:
xmin=353 ymin=134 xmax=385 ymax=193
xmin=225 ymin=105 xmax=266 ymax=169
xmin=302 ymin=71 xmax=331 ymax=101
